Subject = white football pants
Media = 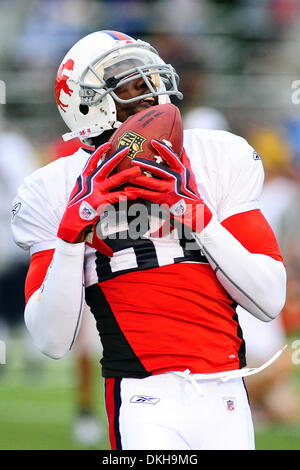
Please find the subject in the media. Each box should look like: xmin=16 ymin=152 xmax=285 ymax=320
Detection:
xmin=105 ymin=371 xmax=255 ymax=450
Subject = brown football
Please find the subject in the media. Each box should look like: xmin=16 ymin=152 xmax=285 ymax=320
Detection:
xmin=104 ymin=103 xmax=183 ymax=173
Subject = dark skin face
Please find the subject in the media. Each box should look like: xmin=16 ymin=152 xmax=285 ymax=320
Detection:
xmin=93 ymin=76 xmax=158 ymax=148
xmin=114 ymin=76 xmax=158 ymax=121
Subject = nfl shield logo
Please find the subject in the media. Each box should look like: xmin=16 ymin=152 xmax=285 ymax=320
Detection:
xmin=226 ymin=399 xmax=235 ymax=411
xmin=81 ymin=206 xmax=92 ymax=219
xmin=170 ymin=198 xmax=186 ymax=216
xmin=117 ymin=130 xmax=146 ymax=160
xmin=79 ymin=201 xmax=97 ymax=220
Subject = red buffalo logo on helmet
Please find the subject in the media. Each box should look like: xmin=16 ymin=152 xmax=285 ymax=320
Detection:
xmin=55 ymin=58 xmax=74 ymax=112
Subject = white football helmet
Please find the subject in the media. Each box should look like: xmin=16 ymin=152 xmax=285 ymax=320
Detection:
xmin=55 ymin=30 xmax=183 ymax=144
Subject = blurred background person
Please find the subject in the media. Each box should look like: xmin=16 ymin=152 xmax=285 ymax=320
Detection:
xmin=237 ymin=126 xmax=300 ymax=427
xmin=0 ymin=121 xmax=40 ymax=372
xmin=71 ymin=306 xmax=105 ymax=446
xmin=183 ymin=106 xmax=229 ymax=131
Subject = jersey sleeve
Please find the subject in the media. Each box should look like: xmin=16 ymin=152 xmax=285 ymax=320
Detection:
xmin=25 ymin=249 xmax=55 ymax=304
xmin=11 ymin=161 xmax=68 ymax=255
xmin=217 ymin=135 xmax=265 ymax=222
xmin=221 ymin=209 xmax=283 ymax=262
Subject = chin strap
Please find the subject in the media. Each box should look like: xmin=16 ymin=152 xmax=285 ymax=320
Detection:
xmin=62 ymin=121 xmax=122 ymax=143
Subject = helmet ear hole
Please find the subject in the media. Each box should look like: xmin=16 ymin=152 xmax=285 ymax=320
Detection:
xmin=79 ymin=104 xmax=89 ymax=115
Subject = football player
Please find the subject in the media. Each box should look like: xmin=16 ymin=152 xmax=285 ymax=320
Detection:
xmin=11 ymin=30 xmax=286 ymax=450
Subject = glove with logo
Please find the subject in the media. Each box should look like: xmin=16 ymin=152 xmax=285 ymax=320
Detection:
xmin=57 ymin=142 xmax=141 ymax=256
xmin=129 ymin=140 xmax=212 ymax=233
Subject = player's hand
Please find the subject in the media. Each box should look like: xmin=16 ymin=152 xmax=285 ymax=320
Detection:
xmin=129 ymin=140 xmax=212 ymax=233
xmin=57 ymin=142 xmax=141 ymax=256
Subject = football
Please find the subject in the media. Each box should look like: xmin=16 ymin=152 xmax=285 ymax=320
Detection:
xmin=104 ymin=103 xmax=183 ymax=173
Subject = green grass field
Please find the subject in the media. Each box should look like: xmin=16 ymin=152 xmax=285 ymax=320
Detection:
xmin=0 ymin=334 xmax=300 ymax=450
xmin=0 ymin=336 xmax=110 ymax=450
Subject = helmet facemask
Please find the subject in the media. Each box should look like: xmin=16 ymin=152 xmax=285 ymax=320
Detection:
xmin=79 ymin=41 xmax=183 ymax=108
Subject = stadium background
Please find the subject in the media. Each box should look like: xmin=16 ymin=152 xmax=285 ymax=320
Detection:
xmin=0 ymin=0 xmax=300 ymax=450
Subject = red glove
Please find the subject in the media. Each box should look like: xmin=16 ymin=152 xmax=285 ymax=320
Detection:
xmin=57 ymin=142 xmax=141 ymax=256
xmin=129 ymin=140 xmax=212 ymax=233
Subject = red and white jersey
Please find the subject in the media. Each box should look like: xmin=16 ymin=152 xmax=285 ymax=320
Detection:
xmin=11 ymin=129 xmax=268 ymax=377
